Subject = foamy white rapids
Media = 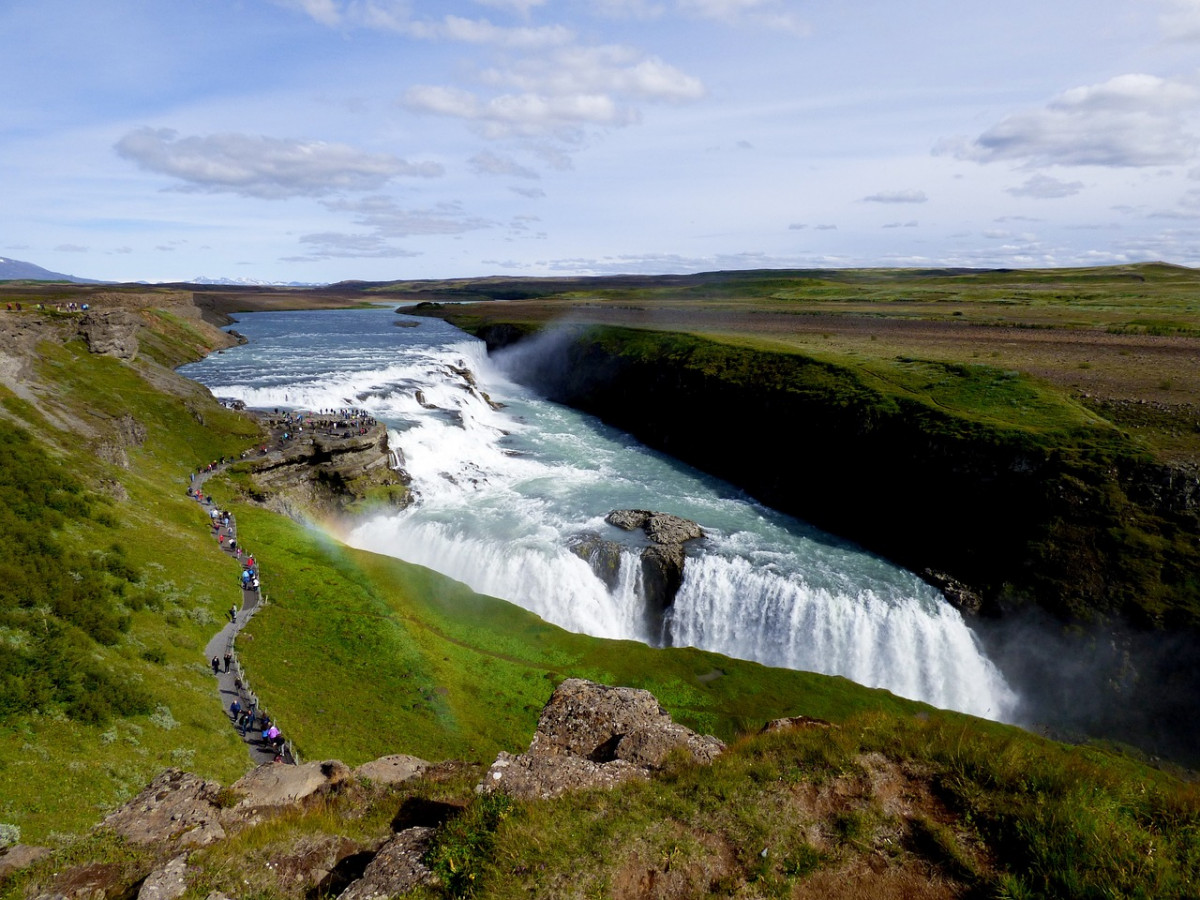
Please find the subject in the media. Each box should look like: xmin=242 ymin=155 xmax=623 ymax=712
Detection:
xmin=181 ymin=309 xmax=1018 ymax=721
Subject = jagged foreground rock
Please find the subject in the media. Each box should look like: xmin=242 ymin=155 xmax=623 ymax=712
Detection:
xmin=12 ymin=680 xmax=723 ymax=900
xmin=481 ymin=677 xmax=724 ymax=800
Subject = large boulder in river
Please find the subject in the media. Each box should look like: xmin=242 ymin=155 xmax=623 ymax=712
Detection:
xmin=604 ymin=509 xmax=704 ymax=641
xmin=480 ymin=678 xmax=723 ymax=800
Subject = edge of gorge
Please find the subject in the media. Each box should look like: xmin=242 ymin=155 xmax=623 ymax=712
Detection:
xmin=462 ymin=320 xmax=1200 ymax=762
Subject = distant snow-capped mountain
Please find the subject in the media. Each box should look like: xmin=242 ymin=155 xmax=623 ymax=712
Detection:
xmin=0 ymin=257 xmax=104 ymax=283
xmin=190 ymin=275 xmax=326 ymax=287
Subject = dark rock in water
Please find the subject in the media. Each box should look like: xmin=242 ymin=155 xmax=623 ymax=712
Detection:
xmin=480 ymin=678 xmax=723 ymax=800
xmin=414 ymin=390 xmax=438 ymax=410
xmin=604 ymin=509 xmax=704 ymax=643
xmin=568 ymin=533 xmax=624 ymax=592
xmin=922 ymin=569 xmax=988 ymax=617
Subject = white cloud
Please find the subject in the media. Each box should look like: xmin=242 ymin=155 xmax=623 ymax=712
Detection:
xmin=862 ymin=189 xmax=928 ymax=203
xmin=115 ymin=128 xmax=442 ymax=199
xmin=1006 ymin=174 xmax=1086 ymax=199
xmin=675 ymin=0 xmax=809 ymax=35
xmin=400 ymin=43 xmax=701 ymax=140
xmin=948 ymin=74 xmax=1200 ymax=168
xmin=270 ymin=0 xmax=342 ymax=27
xmin=275 ymin=1 xmax=572 ymax=47
xmin=420 ymin=15 xmax=574 ymax=48
xmin=482 ymin=45 xmax=704 ymax=102
xmin=402 ymin=85 xmax=630 ymax=138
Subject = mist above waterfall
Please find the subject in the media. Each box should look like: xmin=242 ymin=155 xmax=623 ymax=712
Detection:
xmin=182 ymin=308 xmax=1018 ymax=722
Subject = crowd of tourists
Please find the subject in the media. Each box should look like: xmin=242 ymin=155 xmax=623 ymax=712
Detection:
xmin=191 ymin=457 xmax=293 ymax=765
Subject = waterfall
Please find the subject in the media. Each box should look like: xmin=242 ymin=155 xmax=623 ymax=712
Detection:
xmin=181 ymin=308 xmax=1019 ymax=723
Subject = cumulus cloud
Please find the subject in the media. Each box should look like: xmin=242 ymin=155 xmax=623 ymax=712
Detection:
xmin=946 ymin=74 xmax=1200 ymax=167
xmin=1006 ymin=174 xmax=1086 ymax=199
xmin=862 ymin=189 xmax=928 ymax=203
xmin=510 ymin=185 xmax=546 ymax=198
xmin=403 ymin=43 xmax=703 ymax=139
xmin=115 ymin=128 xmax=442 ymax=199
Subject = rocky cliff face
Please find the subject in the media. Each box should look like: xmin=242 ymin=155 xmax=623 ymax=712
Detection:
xmin=236 ymin=422 xmax=410 ymax=519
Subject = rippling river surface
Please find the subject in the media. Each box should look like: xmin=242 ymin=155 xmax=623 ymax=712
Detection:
xmin=181 ymin=308 xmax=1017 ymax=720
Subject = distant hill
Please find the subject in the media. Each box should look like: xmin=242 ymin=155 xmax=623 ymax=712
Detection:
xmin=0 ymin=256 xmax=105 ymax=283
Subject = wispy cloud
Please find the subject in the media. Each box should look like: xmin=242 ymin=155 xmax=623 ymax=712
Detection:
xmin=1006 ymin=174 xmax=1085 ymax=199
xmin=675 ymin=0 xmax=810 ymax=35
xmin=114 ymin=129 xmax=442 ymax=199
xmin=862 ymin=189 xmax=928 ymax=203
xmin=470 ymin=151 xmax=541 ymax=179
xmin=322 ymin=196 xmax=496 ymax=236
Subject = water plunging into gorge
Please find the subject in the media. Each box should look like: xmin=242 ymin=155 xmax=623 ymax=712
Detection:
xmin=181 ymin=308 xmax=1017 ymax=721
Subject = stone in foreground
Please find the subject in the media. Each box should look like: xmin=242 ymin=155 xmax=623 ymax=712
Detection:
xmin=481 ymin=678 xmax=724 ymax=800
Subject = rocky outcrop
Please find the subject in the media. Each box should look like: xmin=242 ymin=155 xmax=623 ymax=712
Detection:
xmin=77 ymin=310 xmax=140 ymax=359
xmin=337 ymin=827 xmax=437 ymax=900
xmin=101 ymin=769 xmax=227 ymax=849
xmin=137 ymin=854 xmax=190 ymax=900
xmin=760 ymin=716 xmax=835 ymax=734
xmin=237 ymin=422 xmax=409 ymax=518
xmin=481 ymin=678 xmax=724 ymax=800
xmin=0 ymin=845 xmax=51 ymax=879
xmin=229 ymin=759 xmax=352 ymax=815
xmin=352 ymin=754 xmax=430 ymax=786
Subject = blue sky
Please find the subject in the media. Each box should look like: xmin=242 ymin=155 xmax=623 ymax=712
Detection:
xmin=3 ymin=0 xmax=1200 ymax=283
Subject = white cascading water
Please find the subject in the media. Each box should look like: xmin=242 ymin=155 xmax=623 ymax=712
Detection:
xmin=181 ymin=308 xmax=1018 ymax=722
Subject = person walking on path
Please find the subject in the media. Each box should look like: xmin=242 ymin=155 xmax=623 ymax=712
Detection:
xmin=211 ymin=655 xmax=220 ymax=675
xmin=229 ymin=604 xmax=238 ymax=623
xmin=223 ymin=651 xmax=232 ymax=672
